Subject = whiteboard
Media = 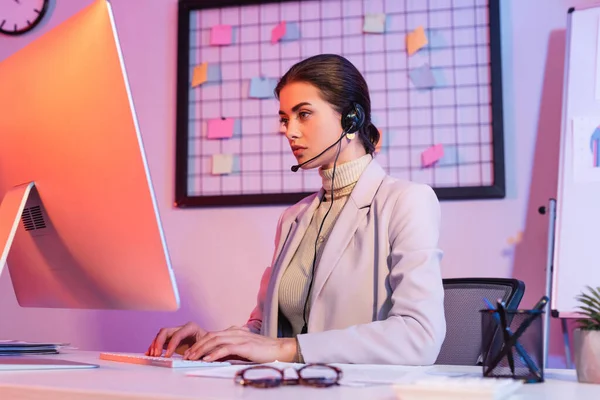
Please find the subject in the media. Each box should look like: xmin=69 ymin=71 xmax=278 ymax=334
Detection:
xmin=552 ymin=4 xmax=600 ymax=317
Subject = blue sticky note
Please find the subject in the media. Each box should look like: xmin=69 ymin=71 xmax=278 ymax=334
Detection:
xmin=232 ymin=154 xmax=241 ymax=173
xmin=232 ymin=119 xmax=242 ymax=137
xmin=438 ymin=145 xmax=459 ymax=166
xmin=409 ymin=64 xmax=437 ymax=89
xmin=426 ymin=29 xmax=447 ymax=49
xmin=249 ymin=77 xmax=277 ymax=99
xmin=431 ymin=68 xmax=446 ymax=87
xmin=281 ymin=22 xmax=300 ymax=41
xmin=206 ymin=64 xmax=222 ymax=83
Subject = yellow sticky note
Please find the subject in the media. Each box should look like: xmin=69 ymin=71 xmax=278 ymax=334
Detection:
xmin=406 ymin=26 xmax=428 ymax=56
xmin=212 ymin=154 xmax=234 ymax=175
xmin=507 ymin=231 xmax=523 ymax=245
xmin=191 ymin=63 xmax=207 ymax=87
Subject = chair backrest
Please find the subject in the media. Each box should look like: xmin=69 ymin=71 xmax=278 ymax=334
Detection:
xmin=435 ymin=278 xmax=525 ymax=366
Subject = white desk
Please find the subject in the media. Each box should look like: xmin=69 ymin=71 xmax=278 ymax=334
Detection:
xmin=0 ymin=350 xmax=598 ymax=399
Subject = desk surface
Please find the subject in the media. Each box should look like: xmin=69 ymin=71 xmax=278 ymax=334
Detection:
xmin=0 ymin=351 xmax=598 ymax=399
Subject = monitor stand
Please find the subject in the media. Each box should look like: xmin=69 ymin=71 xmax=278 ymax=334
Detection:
xmin=0 ymin=182 xmax=35 ymax=271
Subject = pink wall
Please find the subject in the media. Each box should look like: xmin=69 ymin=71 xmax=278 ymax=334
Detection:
xmin=0 ymin=0 xmax=596 ymax=367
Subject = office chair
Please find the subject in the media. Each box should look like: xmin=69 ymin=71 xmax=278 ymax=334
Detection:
xmin=435 ymin=278 xmax=525 ymax=366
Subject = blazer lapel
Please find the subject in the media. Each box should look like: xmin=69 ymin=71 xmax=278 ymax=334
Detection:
xmin=263 ymin=189 xmax=324 ymax=337
xmin=309 ymin=160 xmax=386 ymax=316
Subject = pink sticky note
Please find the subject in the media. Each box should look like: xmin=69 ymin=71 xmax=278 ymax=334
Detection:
xmin=207 ymin=118 xmax=234 ymax=139
xmin=271 ymin=21 xmax=287 ymax=44
xmin=421 ymin=144 xmax=444 ymax=167
xmin=210 ymin=25 xmax=232 ymax=46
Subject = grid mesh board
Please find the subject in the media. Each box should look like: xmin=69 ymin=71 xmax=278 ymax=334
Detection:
xmin=175 ymin=0 xmax=505 ymax=207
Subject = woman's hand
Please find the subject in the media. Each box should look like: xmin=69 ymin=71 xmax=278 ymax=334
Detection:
xmin=182 ymin=326 xmax=297 ymax=363
xmin=146 ymin=321 xmax=207 ymax=357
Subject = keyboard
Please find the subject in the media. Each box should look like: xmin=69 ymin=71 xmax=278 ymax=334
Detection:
xmin=99 ymin=352 xmax=231 ymax=368
xmin=393 ymin=376 xmax=523 ymax=400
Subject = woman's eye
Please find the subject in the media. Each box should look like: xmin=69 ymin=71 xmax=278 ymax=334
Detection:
xmin=299 ymin=111 xmax=310 ymax=119
xmin=279 ymin=118 xmax=289 ymax=127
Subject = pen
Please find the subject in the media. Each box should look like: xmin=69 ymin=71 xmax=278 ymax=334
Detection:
xmin=496 ymin=299 xmax=515 ymax=376
xmin=483 ymin=298 xmax=540 ymax=375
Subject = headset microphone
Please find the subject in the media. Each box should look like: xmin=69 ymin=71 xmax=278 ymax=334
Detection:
xmin=290 ymin=133 xmax=346 ymax=172
xmin=290 ymin=103 xmax=366 ymax=172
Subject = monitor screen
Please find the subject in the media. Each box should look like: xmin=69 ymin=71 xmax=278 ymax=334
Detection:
xmin=0 ymin=0 xmax=180 ymax=311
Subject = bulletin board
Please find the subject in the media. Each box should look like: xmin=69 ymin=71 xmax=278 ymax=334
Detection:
xmin=175 ymin=0 xmax=505 ymax=207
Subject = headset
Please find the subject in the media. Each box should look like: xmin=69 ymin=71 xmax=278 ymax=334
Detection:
xmin=290 ymin=103 xmax=366 ymax=172
xmin=288 ymin=102 xmax=367 ymax=334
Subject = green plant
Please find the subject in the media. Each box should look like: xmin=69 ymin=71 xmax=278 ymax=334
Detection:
xmin=576 ymin=286 xmax=600 ymax=331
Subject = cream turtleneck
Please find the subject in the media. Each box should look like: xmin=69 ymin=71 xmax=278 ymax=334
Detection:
xmin=278 ymin=153 xmax=372 ymax=336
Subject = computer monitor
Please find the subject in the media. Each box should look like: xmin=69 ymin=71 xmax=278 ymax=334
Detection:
xmin=0 ymin=0 xmax=180 ymax=311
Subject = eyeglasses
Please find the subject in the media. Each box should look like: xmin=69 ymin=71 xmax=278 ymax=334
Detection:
xmin=234 ymin=363 xmax=342 ymax=388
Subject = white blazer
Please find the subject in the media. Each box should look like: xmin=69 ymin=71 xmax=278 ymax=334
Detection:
xmin=245 ymin=158 xmax=446 ymax=365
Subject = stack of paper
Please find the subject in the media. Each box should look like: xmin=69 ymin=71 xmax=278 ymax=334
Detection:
xmin=0 ymin=340 xmax=66 ymax=355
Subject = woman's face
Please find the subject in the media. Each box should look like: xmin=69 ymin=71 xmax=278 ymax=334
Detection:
xmin=278 ymin=81 xmax=352 ymax=170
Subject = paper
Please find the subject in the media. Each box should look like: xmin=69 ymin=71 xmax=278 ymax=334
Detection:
xmin=207 ymin=118 xmax=235 ymax=139
xmin=212 ymin=154 xmax=234 ymax=175
xmin=363 ymin=13 xmax=386 ymax=34
xmin=233 ymin=119 xmax=242 ymax=137
xmin=187 ymin=361 xmax=432 ymax=386
xmin=406 ymin=26 xmax=428 ymax=56
xmin=191 ymin=63 xmax=207 ymax=87
xmin=426 ymin=29 xmax=447 ymax=49
xmin=572 ymin=117 xmax=600 ymax=182
xmin=409 ymin=64 xmax=437 ymax=89
xmin=206 ymin=64 xmax=222 ymax=83
xmin=272 ymin=21 xmax=286 ymax=44
xmin=438 ymin=145 xmax=458 ymax=166
xmin=282 ymin=22 xmax=300 ymax=41
xmin=249 ymin=77 xmax=277 ymax=99
xmin=507 ymin=231 xmax=523 ymax=245
xmin=421 ymin=144 xmax=444 ymax=167
xmin=596 ymin=16 xmax=600 ymax=100
xmin=210 ymin=25 xmax=232 ymax=46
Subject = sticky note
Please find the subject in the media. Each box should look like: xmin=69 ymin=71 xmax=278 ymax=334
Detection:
xmin=426 ymin=29 xmax=447 ymax=49
xmin=207 ymin=118 xmax=235 ymax=139
xmin=272 ymin=21 xmax=286 ymax=44
xmin=233 ymin=119 xmax=242 ymax=137
xmin=191 ymin=63 xmax=207 ymax=87
xmin=206 ymin=64 xmax=222 ymax=83
xmin=409 ymin=64 xmax=437 ymax=89
xmin=210 ymin=25 xmax=232 ymax=46
xmin=249 ymin=77 xmax=277 ymax=99
xmin=406 ymin=26 xmax=428 ymax=56
xmin=282 ymin=22 xmax=300 ymax=41
xmin=363 ymin=13 xmax=386 ymax=33
xmin=438 ymin=145 xmax=458 ymax=166
xmin=507 ymin=231 xmax=523 ymax=245
xmin=212 ymin=154 xmax=234 ymax=175
xmin=421 ymin=144 xmax=444 ymax=167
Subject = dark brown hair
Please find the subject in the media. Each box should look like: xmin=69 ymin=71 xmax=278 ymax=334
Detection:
xmin=274 ymin=54 xmax=380 ymax=154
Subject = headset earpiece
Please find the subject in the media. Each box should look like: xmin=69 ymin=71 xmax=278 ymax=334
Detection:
xmin=341 ymin=103 xmax=366 ymax=139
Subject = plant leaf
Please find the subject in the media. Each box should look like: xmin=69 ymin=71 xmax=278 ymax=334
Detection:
xmin=576 ymin=292 xmax=600 ymax=310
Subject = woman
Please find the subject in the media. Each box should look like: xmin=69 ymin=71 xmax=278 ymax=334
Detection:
xmin=147 ymin=54 xmax=446 ymax=365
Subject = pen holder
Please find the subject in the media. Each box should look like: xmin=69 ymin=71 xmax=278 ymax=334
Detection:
xmin=480 ymin=309 xmax=544 ymax=383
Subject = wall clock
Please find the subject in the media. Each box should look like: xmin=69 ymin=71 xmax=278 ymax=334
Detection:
xmin=0 ymin=0 xmax=49 ymax=36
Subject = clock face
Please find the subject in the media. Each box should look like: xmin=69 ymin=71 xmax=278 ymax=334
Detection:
xmin=0 ymin=0 xmax=49 ymax=36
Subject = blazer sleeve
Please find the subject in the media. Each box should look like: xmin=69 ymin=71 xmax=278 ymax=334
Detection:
xmin=297 ymin=183 xmax=446 ymax=365
xmin=243 ymin=212 xmax=285 ymax=334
